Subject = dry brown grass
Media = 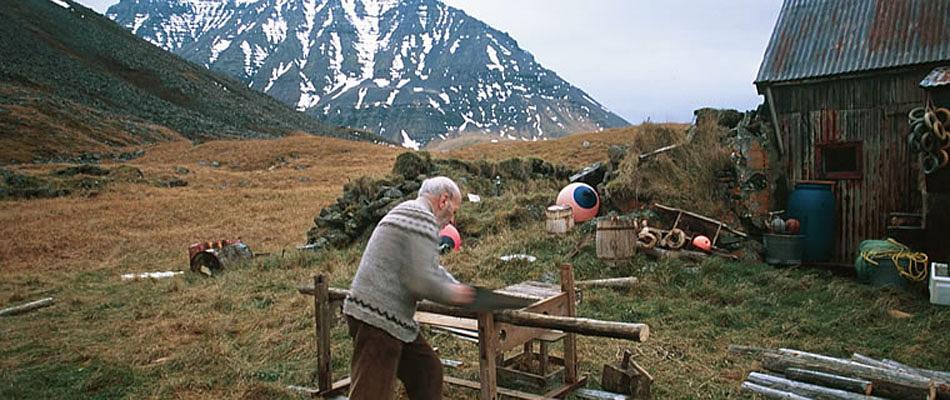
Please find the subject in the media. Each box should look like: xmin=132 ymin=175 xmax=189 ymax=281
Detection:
xmin=440 ymin=124 xmax=688 ymax=168
xmin=2 ymin=128 xmax=946 ymax=400
xmin=0 ymin=135 xmax=401 ymax=273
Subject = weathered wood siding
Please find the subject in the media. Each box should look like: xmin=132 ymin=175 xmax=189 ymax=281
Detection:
xmin=766 ymin=68 xmax=932 ymax=263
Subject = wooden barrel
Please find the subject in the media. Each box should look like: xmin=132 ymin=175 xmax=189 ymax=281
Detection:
xmin=545 ymin=205 xmax=574 ymax=234
xmin=596 ymin=217 xmax=639 ymax=260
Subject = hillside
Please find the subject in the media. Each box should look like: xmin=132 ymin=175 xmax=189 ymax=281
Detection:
xmin=0 ymin=0 xmax=372 ymax=163
xmin=0 ymin=126 xmax=947 ymax=399
xmin=107 ymin=0 xmax=629 ymax=146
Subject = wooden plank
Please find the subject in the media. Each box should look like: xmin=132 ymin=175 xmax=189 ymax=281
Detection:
xmin=444 ymin=376 xmax=545 ymax=400
xmin=478 ymin=312 xmax=499 ymax=400
xmin=496 ymin=281 xmax=561 ymax=300
xmin=314 ymin=275 xmax=332 ymax=392
xmin=321 ymin=377 xmax=351 ymax=397
xmin=543 ymin=375 xmax=588 ymax=398
xmin=495 ymin=292 xmax=567 ymax=353
xmin=561 ymin=264 xmax=578 ymax=384
xmin=415 ymin=311 xmax=477 ymax=331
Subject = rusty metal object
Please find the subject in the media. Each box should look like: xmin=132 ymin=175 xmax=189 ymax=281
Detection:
xmin=188 ymin=240 xmax=253 ymax=276
xmin=757 ymin=0 xmax=950 ymax=84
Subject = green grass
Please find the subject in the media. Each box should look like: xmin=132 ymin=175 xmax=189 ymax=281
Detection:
xmin=1 ymin=205 xmax=948 ymax=399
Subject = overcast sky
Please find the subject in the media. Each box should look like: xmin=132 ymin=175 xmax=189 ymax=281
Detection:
xmin=76 ymin=0 xmax=782 ymax=123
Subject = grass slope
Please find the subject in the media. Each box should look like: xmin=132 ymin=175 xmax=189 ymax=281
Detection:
xmin=0 ymin=0 xmax=370 ymax=163
xmin=0 ymin=128 xmax=947 ymax=399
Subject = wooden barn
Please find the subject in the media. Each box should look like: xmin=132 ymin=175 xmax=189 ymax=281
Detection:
xmin=755 ymin=0 xmax=950 ymax=265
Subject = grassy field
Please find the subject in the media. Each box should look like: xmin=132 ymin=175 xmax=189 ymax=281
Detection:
xmin=1 ymin=128 xmax=948 ymax=399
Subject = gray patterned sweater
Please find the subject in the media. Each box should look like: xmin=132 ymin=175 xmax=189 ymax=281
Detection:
xmin=342 ymin=198 xmax=460 ymax=342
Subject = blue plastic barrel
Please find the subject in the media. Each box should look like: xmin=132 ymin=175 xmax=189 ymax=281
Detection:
xmin=786 ymin=182 xmax=835 ymax=262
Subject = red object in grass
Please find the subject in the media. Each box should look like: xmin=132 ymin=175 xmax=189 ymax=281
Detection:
xmin=439 ymin=224 xmax=461 ymax=252
xmin=692 ymin=235 xmax=712 ymax=252
xmin=785 ymin=218 xmax=801 ymax=234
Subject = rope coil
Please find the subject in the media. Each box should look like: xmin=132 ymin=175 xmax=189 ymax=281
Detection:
xmin=860 ymin=238 xmax=928 ymax=282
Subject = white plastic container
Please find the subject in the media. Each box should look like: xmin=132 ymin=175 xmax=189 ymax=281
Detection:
xmin=931 ymin=262 xmax=950 ymax=306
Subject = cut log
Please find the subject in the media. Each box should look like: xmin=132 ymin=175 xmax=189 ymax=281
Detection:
xmin=881 ymin=359 xmax=950 ymax=383
xmin=0 ymin=297 xmax=54 ymax=317
xmin=299 ymin=287 xmax=649 ymax=342
xmin=746 ymin=372 xmax=886 ymax=400
xmin=638 ymin=245 xmax=739 ymax=262
xmin=784 ymin=368 xmax=873 ymax=396
xmin=740 ymin=381 xmax=813 ymax=400
xmin=576 ymin=277 xmax=639 ymax=290
xmin=850 ymin=353 xmax=893 ymax=370
xmin=761 ymin=349 xmax=936 ymax=400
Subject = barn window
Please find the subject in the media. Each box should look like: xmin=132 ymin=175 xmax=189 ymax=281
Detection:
xmin=818 ymin=142 xmax=862 ymax=180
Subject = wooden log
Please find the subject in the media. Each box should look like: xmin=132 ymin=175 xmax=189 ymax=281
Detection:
xmin=0 ymin=297 xmax=53 ymax=317
xmin=746 ymin=372 xmax=886 ymax=400
xmin=477 ymin=312 xmax=499 ymax=400
xmin=299 ymin=287 xmax=650 ymax=342
xmin=575 ymin=388 xmax=630 ymax=400
xmin=576 ymin=277 xmax=639 ymax=290
xmin=313 ymin=275 xmax=332 ymax=393
xmin=850 ymin=353 xmax=892 ymax=370
xmin=740 ymin=381 xmax=812 ymax=400
xmin=561 ymin=264 xmax=578 ymax=384
xmin=638 ymin=245 xmax=739 ymax=262
xmin=784 ymin=368 xmax=873 ymax=396
xmin=881 ymin=359 xmax=950 ymax=383
xmin=761 ymin=349 xmax=936 ymax=400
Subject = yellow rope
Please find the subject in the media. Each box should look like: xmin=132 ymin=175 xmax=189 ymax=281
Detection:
xmin=861 ymin=238 xmax=929 ymax=282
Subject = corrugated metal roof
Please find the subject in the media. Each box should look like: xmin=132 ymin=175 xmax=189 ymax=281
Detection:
xmin=756 ymin=0 xmax=950 ymax=84
xmin=920 ymin=66 xmax=950 ymax=87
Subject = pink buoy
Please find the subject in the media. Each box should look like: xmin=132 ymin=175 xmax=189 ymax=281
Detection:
xmin=439 ymin=224 xmax=461 ymax=252
xmin=556 ymin=182 xmax=600 ymax=222
xmin=692 ymin=235 xmax=712 ymax=252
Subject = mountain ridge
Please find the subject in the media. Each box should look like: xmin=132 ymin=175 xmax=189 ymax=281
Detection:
xmin=0 ymin=0 xmax=376 ymax=163
xmin=107 ymin=0 xmax=629 ymax=147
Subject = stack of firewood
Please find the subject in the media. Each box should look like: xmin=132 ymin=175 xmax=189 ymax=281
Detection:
xmin=729 ymin=345 xmax=950 ymax=399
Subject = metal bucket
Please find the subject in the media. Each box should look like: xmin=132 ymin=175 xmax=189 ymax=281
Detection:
xmin=763 ymin=234 xmax=803 ymax=266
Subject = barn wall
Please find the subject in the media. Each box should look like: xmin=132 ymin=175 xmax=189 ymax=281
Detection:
xmin=764 ymin=68 xmax=932 ymax=263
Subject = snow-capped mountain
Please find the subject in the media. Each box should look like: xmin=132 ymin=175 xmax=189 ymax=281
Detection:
xmin=107 ymin=0 xmax=628 ymax=147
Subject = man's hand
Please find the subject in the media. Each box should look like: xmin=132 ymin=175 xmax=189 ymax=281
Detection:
xmin=448 ymin=283 xmax=476 ymax=306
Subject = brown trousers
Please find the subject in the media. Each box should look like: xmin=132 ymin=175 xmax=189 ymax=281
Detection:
xmin=346 ymin=316 xmax=444 ymax=400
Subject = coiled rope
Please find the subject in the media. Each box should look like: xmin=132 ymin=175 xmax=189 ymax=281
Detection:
xmin=860 ymin=238 xmax=928 ymax=282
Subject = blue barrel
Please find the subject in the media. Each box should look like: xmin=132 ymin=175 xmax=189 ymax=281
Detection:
xmin=786 ymin=182 xmax=835 ymax=262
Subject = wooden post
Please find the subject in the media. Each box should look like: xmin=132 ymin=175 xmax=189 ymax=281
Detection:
xmin=478 ymin=312 xmax=499 ymax=400
xmin=314 ymin=275 xmax=332 ymax=393
xmin=560 ymin=264 xmax=578 ymax=384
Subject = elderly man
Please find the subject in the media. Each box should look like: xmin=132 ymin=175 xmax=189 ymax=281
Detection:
xmin=342 ymin=176 xmax=475 ymax=400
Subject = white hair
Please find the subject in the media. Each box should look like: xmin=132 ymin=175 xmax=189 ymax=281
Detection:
xmin=418 ymin=176 xmax=461 ymax=200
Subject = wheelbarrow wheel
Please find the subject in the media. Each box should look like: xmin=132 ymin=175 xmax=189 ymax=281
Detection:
xmin=190 ymin=252 xmax=221 ymax=276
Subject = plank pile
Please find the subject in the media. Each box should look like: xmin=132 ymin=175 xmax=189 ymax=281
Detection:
xmin=729 ymin=346 xmax=950 ymax=399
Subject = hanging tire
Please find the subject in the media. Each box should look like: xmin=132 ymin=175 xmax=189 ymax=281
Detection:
xmin=939 ymin=149 xmax=950 ymax=169
xmin=922 ymin=132 xmax=940 ymax=153
xmin=908 ymin=107 xmax=927 ymax=124
xmin=909 ymin=132 xmax=922 ymax=153
xmin=924 ymin=152 xmax=941 ymax=174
